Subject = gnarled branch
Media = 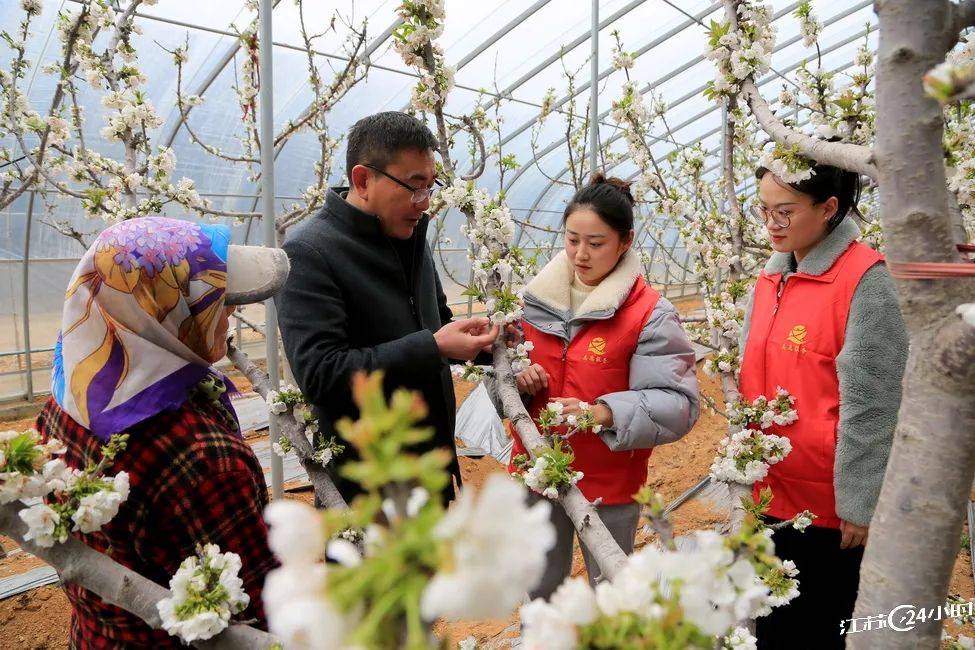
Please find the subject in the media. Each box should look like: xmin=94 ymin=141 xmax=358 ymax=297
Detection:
xmin=740 ymin=78 xmax=878 ymax=180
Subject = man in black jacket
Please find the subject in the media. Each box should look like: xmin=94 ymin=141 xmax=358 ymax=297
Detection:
xmin=276 ymin=111 xmax=497 ymax=502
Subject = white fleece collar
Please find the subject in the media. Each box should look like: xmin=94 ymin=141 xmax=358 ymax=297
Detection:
xmin=524 ymin=249 xmax=642 ymax=318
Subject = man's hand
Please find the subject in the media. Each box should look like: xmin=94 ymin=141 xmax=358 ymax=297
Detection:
xmin=434 ymin=317 xmax=500 ymax=361
xmin=550 ymin=397 xmax=614 ymax=428
xmin=516 ymin=363 xmax=548 ymax=395
xmin=839 ymin=520 xmax=868 ymax=549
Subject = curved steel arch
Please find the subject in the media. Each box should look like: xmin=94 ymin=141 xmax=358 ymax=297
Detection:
xmin=485 ymin=1 xmax=723 ymax=159
xmin=517 ymin=22 xmax=875 ymax=228
xmin=506 ymin=0 xmax=873 ymax=206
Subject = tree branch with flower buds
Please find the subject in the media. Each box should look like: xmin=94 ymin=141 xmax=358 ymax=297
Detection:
xmin=226 ymin=340 xmax=348 ymax=510
xmin=740 ymin=78 xmax=878 ymax=180
xmin=0 ymin=501 xmax=274 ymax=649
xmin=491 ymin=342 xmax=628 ymax=580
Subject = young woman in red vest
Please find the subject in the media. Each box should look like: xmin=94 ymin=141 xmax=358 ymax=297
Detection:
xmin=742 ymin=164 xmax=908 ymax=647
xmin=508 ymin=174 xmax=700 ymax=599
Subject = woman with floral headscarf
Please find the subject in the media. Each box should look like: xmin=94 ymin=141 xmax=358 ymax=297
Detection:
xmin=36 ymin=217 xmax=289 ymax=648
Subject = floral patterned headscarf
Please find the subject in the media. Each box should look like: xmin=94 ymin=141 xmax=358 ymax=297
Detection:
xmin=52 ymin=217 xmax=236 ymax=440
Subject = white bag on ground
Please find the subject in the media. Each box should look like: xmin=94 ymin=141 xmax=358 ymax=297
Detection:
xmin=454 ymin=382 xmax=512 ymax=464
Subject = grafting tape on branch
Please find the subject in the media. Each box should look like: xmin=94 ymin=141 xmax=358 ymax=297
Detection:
xmin=888 ymin=244 xmax=975 ymax=279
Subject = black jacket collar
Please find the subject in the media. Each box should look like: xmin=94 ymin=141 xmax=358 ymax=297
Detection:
xmin=323 ymin=187 xmax=430 ymax=242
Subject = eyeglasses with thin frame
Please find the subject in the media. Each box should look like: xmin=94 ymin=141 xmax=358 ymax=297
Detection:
xmin=363 ymin=164 xmax=443 ymax=205
xmin=749 ymin=204 xmax=793 ymax=228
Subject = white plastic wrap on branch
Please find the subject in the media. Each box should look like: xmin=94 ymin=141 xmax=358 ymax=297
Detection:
xmin=741 ymin=79 xmax=878 ymax=180
xmin=491 ymin=342 xmax=628 ymax=581
xmin=0 ymin=501 xmax=274 ymax=649
xmin=226 ymin=341 xmax=348 ymax=511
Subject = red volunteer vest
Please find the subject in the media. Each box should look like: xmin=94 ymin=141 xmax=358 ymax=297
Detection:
xmin=739 ymin=241 xmax=883 ymax=529
xmin=507 ymin=277 xmax=660 ymax=505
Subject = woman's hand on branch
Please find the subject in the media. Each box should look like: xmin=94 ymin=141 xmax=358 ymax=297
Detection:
xmin=550 ymin=397 xmax=614 ymax=428
xmin=516 ymin=364 xmax=548 ymax=395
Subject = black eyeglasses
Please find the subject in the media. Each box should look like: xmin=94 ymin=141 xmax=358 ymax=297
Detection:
xmin=749 ymin=204 xmax=793 ymax=228
xmin=364 ymin=164 xmax=443 ymax=205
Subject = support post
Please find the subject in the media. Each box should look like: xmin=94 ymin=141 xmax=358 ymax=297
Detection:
xmin=589 ymin=0 xmax=599 ymax=176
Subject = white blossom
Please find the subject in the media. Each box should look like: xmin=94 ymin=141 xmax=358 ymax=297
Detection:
xmin=264 ymin=499 xmax=325 ymax=564
xmin=19 ymin=503 xmax=59 ymax=547
xmin=421 ymin=475 xmax=555 ymax=620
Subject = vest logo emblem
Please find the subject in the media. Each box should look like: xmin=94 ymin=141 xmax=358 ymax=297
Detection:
xmin=587 ymin=337 xmax=606 ymax=356
xmin=787 ymin=325 xmax=807 ymax=346
xmin=583 ymin=337 xmax=609 ymax=363
xmin=783 ymin=325 xmax=808 ymax=354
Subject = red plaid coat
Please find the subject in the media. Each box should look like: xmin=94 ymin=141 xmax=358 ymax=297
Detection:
xmin=36 ymin=390 xmax=276 ymax=649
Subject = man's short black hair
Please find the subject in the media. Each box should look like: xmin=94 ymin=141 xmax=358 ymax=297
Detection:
xmin=345 ymin=111 xmax=438 ymax=180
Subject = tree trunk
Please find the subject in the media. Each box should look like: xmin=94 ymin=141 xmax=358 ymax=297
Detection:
xmin=851 ymin=1 xmax=975 ymax=647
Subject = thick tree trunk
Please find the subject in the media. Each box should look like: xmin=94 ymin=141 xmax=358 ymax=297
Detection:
xmin=851 ymin=2 xmax=975 ymax=647
xmin=0 ymin=502 xmax=274 ymax=649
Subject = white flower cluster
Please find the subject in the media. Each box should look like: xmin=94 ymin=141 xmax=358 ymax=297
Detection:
xmin=764 ymin=558 xmax=800 ymax=608
xmin=19 ymin=468 xmax=130 ymax=548
xmin=267 ymin=385 xmax=326 ymax=460
xmin=0 ymin=430 xmax=66 ymax=504
xmin=791 ymin=52 xmax=875 ymax=145
xmin=234 ymin=26 xmax=260 ymax=158
xmin=758 ymin=145 xmax=814 ymax=184
xmin=925 ymin=61 xmax=975 ymax=105
xmin=99 ymin=89 xmax=161 ymax=143
xmin=157 ymin=544 xmax=250 ymax=644
xmin=520 ymin=453 xmax=584 ymax=500
xmin=609 ymin=82 xmax=668 ymax=202
xmin=729 ymin=387 xmax=798 ymax=430
xmin=710 ymin=428 xmax=792 ymax=485
xmin=795 ymin=2 xmax=821 ymax=49
xmin=510 ymin=340 xmax=534 ymax=374
xmin=393 ymin=0 xmax=453 ymax=113
xmin=724 ymin=626 xmax=758 ymax=650
xmin=3 ymin=429 xmax=129 ymax=548
xmin=710 ymin=389 xmax=796 ymax=484
xmin=421 ymin=474 xmax=556 ymax=620
xmin=451 ymin=360 xmax=488 ymax=383
xmin=521 ymin=530 xmax=772 ymax=648
xmin=612 ymin=50 xmax=635 ymax=71
xmin=442 ymin=178 xmax=534 ymax=327
xmin=704 ymin=2 xmax=775 ymax=101
xmin=790 ymin=510 xmax=814 ymax=532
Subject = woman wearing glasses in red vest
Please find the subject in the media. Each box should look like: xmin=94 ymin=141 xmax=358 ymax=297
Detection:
xmin=508 ymin=173 xmax=700 ymax=599
xmin=742 ymin=164 xmax=908 ymax=648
